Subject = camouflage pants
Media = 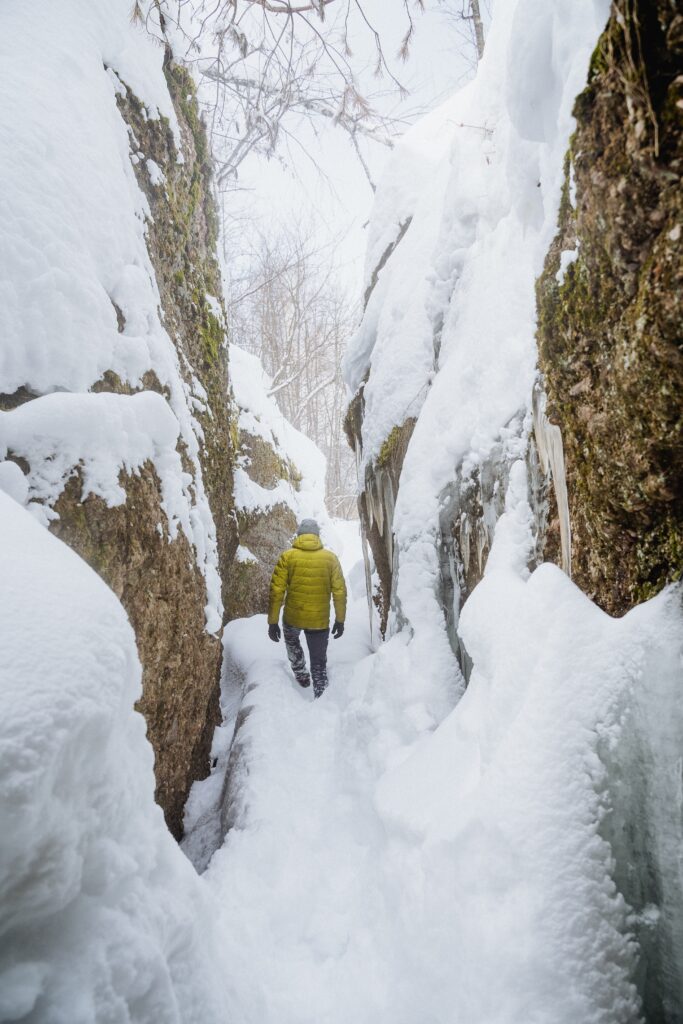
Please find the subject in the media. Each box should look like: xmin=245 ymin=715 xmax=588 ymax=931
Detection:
xmin=283 ymin=623 xmax=329 ymax=698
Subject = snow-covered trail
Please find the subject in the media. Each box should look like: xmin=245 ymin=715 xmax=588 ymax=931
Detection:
xmin=204 ymin=522 xmax=399 ymax=1023
xmin=191 ymin=505 xmax=683 ymax=1024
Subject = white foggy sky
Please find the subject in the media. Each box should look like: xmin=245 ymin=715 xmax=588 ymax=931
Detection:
xmin=216 ymin=1 xmax=490 ymax=296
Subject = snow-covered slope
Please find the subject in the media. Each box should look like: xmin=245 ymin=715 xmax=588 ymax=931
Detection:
xmin=0 ymin=0 xmax=238 ymax=834
xmin=337 ymin=0 xmax=683 ymax=1017
xmin=0 ymin=495 xmax=226 ymax=1023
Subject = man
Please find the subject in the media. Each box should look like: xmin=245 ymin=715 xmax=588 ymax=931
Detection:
xmin=267 ymin=518 xmax=346 ymax=698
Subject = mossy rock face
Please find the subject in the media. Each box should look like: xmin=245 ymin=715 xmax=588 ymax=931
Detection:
xmin=225 ymin=427 xmax=300 ymax=621
xmin=537 ymin=0 xmax=682 ymax=616
xmin=114 ymin=61 xmax=239 ymax=615
xmin=225 ymin=503 xmax=298 ymax=621
xmin=52 ymin=468 xmax=221 ymax=839
xmin=352 ymin=406 xmax=416 ymax=636
xmin=0 ymin=66 xmax=237 ymax=838
xmin=240 ymin=432 xmax=299 ymax=490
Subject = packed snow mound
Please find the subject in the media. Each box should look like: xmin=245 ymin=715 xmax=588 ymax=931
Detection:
xmin=0 ymin=494 xmax=226 ymax=1024
xmin=0 ymin=0 xmax=222 ymax=629
xmin=231 ymin=344 xmax=329 ymax=528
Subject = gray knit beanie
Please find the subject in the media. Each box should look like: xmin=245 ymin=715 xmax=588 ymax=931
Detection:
xmin=297 ymin=518 xmax=320 ymax=536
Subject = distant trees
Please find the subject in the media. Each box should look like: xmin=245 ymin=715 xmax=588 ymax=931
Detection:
xmin=225 ymin=224 xmax=358 ymax=517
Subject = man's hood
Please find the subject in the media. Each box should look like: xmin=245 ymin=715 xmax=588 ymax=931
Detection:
xmin=292 ymin=533 xmax=323 ymax=552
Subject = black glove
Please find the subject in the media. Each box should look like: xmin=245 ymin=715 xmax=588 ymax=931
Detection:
xmin=268 ymin=623 xmax=281 ymax=642
xmin=331 ymin=620 xmax=344 ymax=639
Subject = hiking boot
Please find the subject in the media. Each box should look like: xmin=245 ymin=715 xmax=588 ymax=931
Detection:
xmin=295 ymin=673 xmax=311 ymax=689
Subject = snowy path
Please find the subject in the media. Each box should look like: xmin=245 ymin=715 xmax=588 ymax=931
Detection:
xmin=184 ymin=511 xmax=683 ymax=1024
xmin=204 ymin=524 xmax=400 ymax=1023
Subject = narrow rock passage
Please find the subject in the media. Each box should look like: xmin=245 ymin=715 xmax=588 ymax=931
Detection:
xmin=186 ymin=510 xmax=683 ymax=1024
xmin=204 ymin=522 xmax=396 ymax=1024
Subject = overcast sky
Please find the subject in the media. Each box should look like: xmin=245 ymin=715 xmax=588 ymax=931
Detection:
xmin=213 ymin=0 xmax=491 ymax=296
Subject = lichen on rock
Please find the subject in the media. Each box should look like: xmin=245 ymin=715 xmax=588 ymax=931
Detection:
xmin=536 ymin=0 xmax=682 ymax=616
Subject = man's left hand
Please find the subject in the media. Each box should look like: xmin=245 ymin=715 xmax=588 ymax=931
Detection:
xmin=331 ymin=621 xmax=344 ymax=639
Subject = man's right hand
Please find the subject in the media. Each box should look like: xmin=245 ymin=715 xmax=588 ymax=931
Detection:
xmin=268 ymin=623 xmax=281 ymax=642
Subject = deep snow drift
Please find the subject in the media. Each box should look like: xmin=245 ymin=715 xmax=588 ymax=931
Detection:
xmin=0 ymin=494 xmax=227 ymax=1024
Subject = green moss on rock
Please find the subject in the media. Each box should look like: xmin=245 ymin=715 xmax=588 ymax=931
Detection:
xmin=537 ymin=0 xmax=682 ymax=614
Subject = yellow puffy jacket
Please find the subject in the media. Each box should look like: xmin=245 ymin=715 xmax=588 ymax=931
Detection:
xmin=268 ymin=534 xmax=347 ymax=630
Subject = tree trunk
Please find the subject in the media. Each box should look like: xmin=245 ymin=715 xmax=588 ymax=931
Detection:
xmin=470 ymin=0 xmax=485 ymax=61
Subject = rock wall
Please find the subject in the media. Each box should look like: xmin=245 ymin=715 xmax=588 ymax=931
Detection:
xmin=537 ymin=0 xmax=682 ymax=615
xmin=537 ymin=4 xmax=683 ymax=1019
xmin=0 ymin=41 xmax=238 ymax=839
xmin=344 ymin=390 xmax=414 ymax=634
xmin=225 ymin=429 xmax=298 ymax=622
xmin=68 ymin=62 xmax=238 ymax=839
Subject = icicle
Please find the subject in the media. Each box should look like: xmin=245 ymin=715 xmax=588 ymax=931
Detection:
xmin=365 ymin=477 xmax=375 ymax=531
xmin=448 ymin=548 xmax=460 ymax=630
xmin=385 ymin=472 xmax=396 ymax=523
xmin=382 ymin=472 xmax=395 ymax=568
xmin=374 ymin=472 xmax=385 ymax=538
xmin=532 ymin=386 xmax=572 ymax=577
xmin=360 ymin=525 xmax=374 ymax=642
xmin=459 ymin=513 xmax=471 ymax=575
xmin=476 ymin=519 xmax=489 ymax=574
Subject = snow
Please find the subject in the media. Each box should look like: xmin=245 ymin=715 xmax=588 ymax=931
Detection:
xmin=556 ymin=244 xmax=580 ymax=284
xmin=199 ymin=479 xmax=682 ymax=1023
xmin=0 ymin=391 xmax=182 ymax=518
xmin=2 ymin=1 xmax=681 ymax=1021
xmin=231 ymin=344 xmax=330 ymax=529
xmin=145 ymin=158 xmax=166 ymax=187
xmin=0 ymin=494 xmax=227 ymax=1023
xmin=235 ymin=543 xmax=258 ymax=563
xmin=0 ymin=0 xmax=222 ymax=631
xmin=343 ymin=0 xmax=610 ymax=659
xmin=0 ymin=460 xmax=28 ymax=507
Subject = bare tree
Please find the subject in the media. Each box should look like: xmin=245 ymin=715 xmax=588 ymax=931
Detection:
xmin=226 ymin=223 xmax=358 ymax=517
xmin=135 ymin=1 xmax=427 ymax=189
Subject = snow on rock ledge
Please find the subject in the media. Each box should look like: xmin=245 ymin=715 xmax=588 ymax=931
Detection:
xmin=0 ymin=0 xmax=227 ymax=632
xmin=0 ymin=494 xmax=226 ymax=1024
xmin=225 ymin=345 xmax=331 ymax=621
xmin=0 ymin=391 xmax=183 ymax=525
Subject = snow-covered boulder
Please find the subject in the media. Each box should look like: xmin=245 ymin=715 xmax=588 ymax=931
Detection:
xmin=0 ymin=493 xmax=227 ymax=1023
